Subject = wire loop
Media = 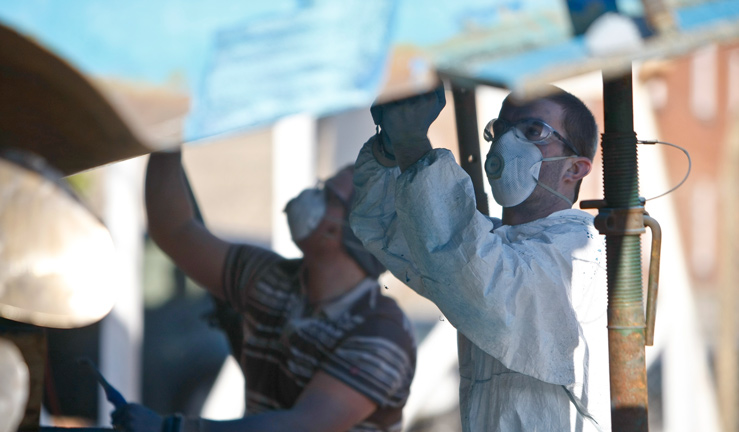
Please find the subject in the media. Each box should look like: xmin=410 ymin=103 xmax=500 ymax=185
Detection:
xmin=637 ymin=140 xmax=691 ymax=201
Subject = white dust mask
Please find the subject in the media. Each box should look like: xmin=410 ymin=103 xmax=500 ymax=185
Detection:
xmin=284 ymin=188 xmax=326 ymax=242
xmin=485 ymin=130 xmax=575 ymax=208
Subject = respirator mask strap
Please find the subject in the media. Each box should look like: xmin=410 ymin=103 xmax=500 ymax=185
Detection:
xmin=535 ymin=155 xmax=579 ymax=206
xmin=535 ymin=180 xmax=573 ymax=206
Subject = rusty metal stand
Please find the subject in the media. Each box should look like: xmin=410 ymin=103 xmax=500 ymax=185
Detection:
xmin=596 ymin=72 xmax=650 ymax=431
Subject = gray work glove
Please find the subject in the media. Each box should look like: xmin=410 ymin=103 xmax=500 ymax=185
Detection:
xmin=370 ymin=84 xmax=446 ymax=170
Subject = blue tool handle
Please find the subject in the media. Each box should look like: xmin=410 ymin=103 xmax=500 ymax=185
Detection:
xmin=99 ymin=378 xmax=127 ymax=409
xmin=79 ymin=358 xmax=127 ymax=409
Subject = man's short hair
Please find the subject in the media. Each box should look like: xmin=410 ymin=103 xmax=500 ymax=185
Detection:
xmin=540 ymin=86 xmax=598 ymax=160
xmin=502 ymin=86 xmax=598 ymax=160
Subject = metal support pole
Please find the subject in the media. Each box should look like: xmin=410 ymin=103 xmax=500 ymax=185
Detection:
xmin=451 ymin=82 xmax=489 ymax=215
xmin=101 ymin=158 xmax=144 ymax=426
xmin=601 ymin=72 xmax=649 ymax=431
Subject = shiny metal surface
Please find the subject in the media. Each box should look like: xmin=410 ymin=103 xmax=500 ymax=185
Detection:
xmin=0 ymin=151 xmax=116 ymax=328
xmin=0 ymin=337 xmax=29 ymax=432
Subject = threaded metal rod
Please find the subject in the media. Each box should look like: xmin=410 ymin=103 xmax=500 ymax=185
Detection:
xmin=602 ymin=132 xmax=640 ymax=206
xmin=602 ymin=72 xmax=648 ymax=431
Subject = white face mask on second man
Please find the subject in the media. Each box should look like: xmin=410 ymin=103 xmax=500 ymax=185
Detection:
xmin=284 ymin=188 xmax=326 ymax=242
xmin=484 ymin=127 xmax=577 ymax=208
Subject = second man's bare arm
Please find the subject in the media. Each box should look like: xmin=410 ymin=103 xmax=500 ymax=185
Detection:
xmin=145 ymin=152 xmax=231 ymax=300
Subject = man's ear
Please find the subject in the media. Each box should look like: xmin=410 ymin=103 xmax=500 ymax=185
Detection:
xmin=564 ymin=157 xmax=592 ymax=184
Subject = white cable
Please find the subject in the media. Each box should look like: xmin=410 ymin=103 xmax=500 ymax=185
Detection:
xmin=638 ymin=140 xmax=692 ymax=201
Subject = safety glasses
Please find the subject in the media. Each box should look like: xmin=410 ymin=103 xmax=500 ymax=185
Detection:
xmin=483 ymin=118 xmax=580 ymax=156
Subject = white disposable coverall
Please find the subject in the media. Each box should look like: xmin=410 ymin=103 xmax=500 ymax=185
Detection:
xmin=350 ymin=137 xmax=611 ymax=432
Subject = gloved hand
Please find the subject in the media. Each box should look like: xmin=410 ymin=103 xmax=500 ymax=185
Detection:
xmin=370 ymin=83 xmax=446 ymax=171
xmin=111 ymin=403 xmax=163 ymax=432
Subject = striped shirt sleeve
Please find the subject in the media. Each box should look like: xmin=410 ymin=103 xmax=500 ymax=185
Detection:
xmin=320 ymin=312 xmax=416 ymax=409
xmin=222 ymin=244 xmax=283 ymax=313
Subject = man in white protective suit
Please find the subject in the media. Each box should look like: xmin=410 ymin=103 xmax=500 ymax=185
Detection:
xmin=349 ymin=84 xmax=611 ymax=431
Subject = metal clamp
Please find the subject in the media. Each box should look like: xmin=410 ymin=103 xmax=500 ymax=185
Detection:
xmin=580 ymin=200 xmax=645 ymax=235
xmin=581 ymin=200 xmax=663 ymax=346
xmin=594 ymin=207 xmax=647 ymax=236
xmin=643 ymin=215 xmax=662 ymax=346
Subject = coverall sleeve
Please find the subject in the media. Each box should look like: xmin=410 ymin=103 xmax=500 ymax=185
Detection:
xmin=350 ymin=135 xmax=429 ymax=295
xmin=351 ymin=138 xmax=584 ymax=385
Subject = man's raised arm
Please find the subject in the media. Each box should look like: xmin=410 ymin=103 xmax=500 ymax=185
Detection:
xmin=370 ymin=84 xmax=445 ymax=172
xmin=145 ymin=152 xmax=230 ymax=299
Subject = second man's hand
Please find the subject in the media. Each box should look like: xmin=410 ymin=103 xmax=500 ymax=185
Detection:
xmin=111 ymin=403 xmax=163 ymax=432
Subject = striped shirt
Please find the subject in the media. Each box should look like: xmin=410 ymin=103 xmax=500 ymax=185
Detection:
xmin=222 ymin=244 xmax=416 ymax=432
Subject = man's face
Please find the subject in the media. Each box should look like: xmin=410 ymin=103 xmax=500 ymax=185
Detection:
xmin=296 ymin=168 xmax=352 ymax=254
xmin=295 ymin=194 xmax=345 ymax=255
xmin=497 ymin=98 xmax=573 ymax=207
xmin=497 ymin=98 xmax=569 ymax=159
